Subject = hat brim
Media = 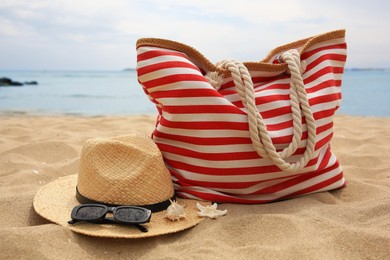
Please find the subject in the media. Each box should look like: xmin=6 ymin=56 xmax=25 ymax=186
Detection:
xmin=33 ymin=175 xmax=206 ymax=238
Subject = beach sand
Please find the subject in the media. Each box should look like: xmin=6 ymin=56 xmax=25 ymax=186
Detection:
xmin=0 ymin=114 xmax=389 ymax=259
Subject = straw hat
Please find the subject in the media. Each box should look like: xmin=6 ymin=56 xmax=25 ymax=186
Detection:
xmin=33 ymin=134 xmax=207 ymax=238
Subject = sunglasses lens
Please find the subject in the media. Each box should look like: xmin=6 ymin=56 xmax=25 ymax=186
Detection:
xmin=76 ymin=205 xmax=106 ymax=220
xmin=115 ymin=207 xmax=150 ymax=223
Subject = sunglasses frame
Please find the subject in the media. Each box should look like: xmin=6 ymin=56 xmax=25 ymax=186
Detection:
xmin=68 ymin=204 xmax=152 ymax=232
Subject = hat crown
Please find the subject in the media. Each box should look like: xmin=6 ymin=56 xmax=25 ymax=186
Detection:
xmin=77 ymin=134 xmax=174 ymax=206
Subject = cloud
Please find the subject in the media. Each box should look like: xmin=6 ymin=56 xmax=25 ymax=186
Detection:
xmin=0 ymin=0 xmax=389 ymax=69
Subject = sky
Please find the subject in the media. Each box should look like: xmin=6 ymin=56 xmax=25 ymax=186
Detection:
xmin=0 ymin=0 xmax=389 ymax=70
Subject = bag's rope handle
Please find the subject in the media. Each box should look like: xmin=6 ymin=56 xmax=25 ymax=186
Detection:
xmin=206 ymin=49 xmax=317 ymax=172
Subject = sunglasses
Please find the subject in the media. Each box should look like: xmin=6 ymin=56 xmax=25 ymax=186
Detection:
xmin=68 ymin=204 xmax=152 ymax=233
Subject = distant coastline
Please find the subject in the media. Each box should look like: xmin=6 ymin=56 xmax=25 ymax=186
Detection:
xmin=345 ymin=68 xmax=390 ymax=71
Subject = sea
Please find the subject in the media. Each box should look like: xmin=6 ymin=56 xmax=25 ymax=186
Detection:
xmin=0 ymin=69 xmax=389 ymax=117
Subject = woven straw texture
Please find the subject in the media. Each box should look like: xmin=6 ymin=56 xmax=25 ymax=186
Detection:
xmin=33 ymin=175 xmax=204 ymax=238
xmin=77 ymin=134 xmax=174 ymax=205
xmin=136 ymin=29 xmax=345 ymax=73
xmin=33 ymin=134 xmax=206 ymax=238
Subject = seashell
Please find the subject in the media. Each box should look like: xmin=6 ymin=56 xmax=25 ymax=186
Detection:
xmin=164 ymin=199 xmax=186 ymax=221
xmin=196 ymin=203 xmax=227 ymax=219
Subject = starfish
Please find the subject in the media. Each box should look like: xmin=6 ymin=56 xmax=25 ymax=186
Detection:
xmin=196 ymin=203 xmax=227 ymax=219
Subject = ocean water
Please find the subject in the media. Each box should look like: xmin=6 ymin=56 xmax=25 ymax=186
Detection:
xmin=0 ymin=69 xmax=389 ymax=117
xmin=0 ymin=70 xmax=155 ymax=116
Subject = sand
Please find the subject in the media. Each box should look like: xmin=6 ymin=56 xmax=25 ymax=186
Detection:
xmin=0 ymin=114 xmax=389 ymax=259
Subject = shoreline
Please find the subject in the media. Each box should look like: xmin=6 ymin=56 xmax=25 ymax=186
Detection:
xmin=1 ymin=110 xmax=389 ymax=119
xmin=0 ymin=110 xmax=158 ymax=118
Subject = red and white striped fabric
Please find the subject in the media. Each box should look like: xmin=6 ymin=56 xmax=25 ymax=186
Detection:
xmin=136 ymin=30 xmax=347 ymax=204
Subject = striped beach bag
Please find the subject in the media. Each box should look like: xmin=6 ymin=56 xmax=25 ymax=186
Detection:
xmin=136 ymin=30 xmax=347 ymax=204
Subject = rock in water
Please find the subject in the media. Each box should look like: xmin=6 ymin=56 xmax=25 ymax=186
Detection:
xmin=0 ymin=77 xmax=38 ymax=86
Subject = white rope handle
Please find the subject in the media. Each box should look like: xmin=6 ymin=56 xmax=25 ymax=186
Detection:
xmin=206 ymin=49 xmax=317 ymax=172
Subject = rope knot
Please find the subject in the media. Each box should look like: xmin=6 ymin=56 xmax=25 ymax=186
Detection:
xmin=205 ymin=71 xmax=224 ymax=91
xmin=279 ymin=49 xmax=306 ymax=74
